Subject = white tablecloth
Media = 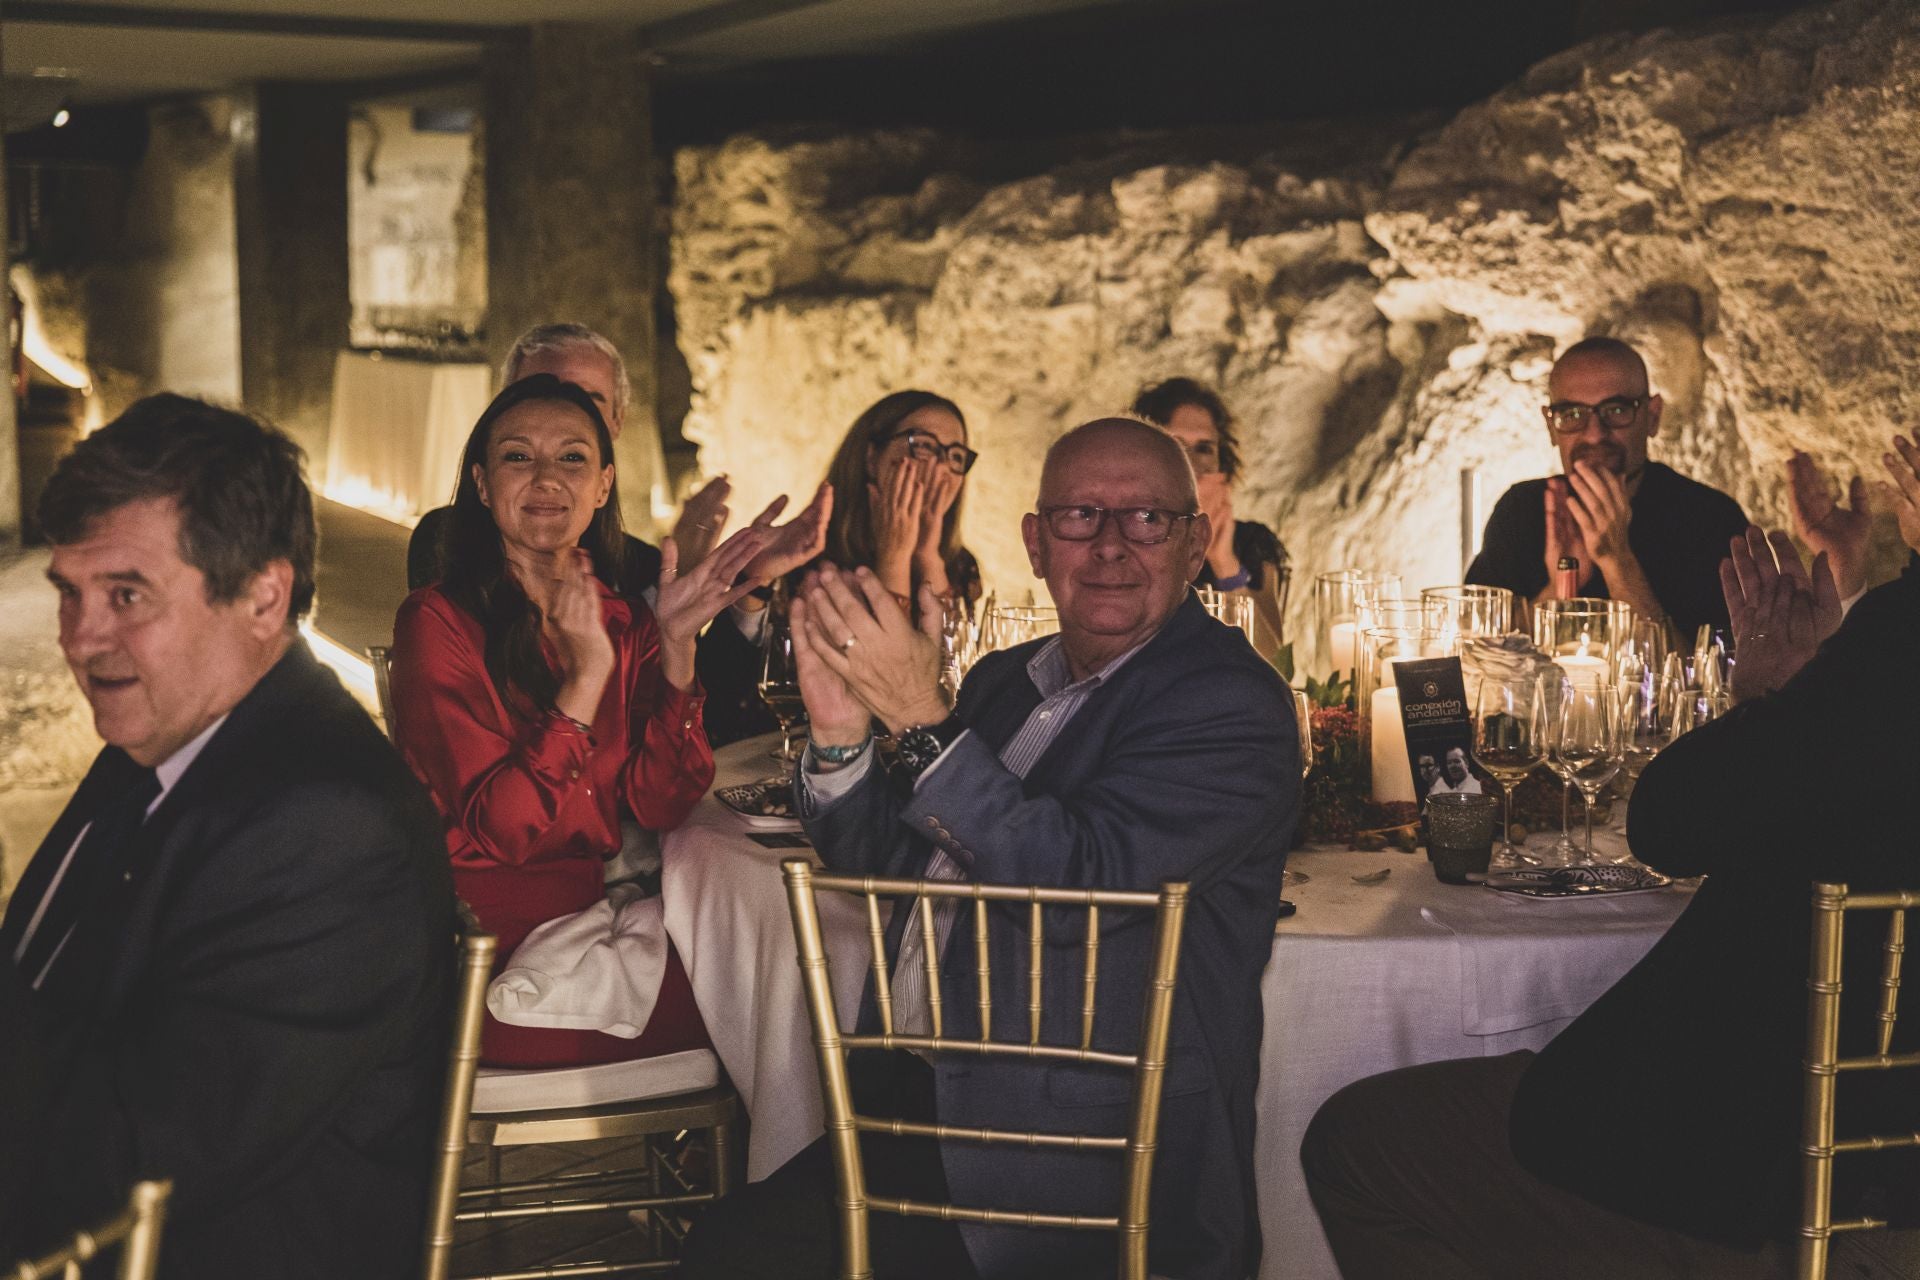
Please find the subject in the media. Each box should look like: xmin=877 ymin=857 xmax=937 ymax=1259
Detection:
xmin=662 ymin=737 xmax=1691 ymax=1275
xmin=323 ymin=351 xmax=491 ymax=519
xmin=1258 ymin=850 xmax=1689 ymax=1278
xmin=660 ymin=739 xmax=872 ymax=1181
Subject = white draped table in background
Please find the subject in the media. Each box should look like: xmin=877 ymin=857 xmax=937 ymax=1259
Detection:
xmin=662 ymin=736 xmax=1691 ymax=1278
xmin=323 ymin=350 xmax=492 ymax=519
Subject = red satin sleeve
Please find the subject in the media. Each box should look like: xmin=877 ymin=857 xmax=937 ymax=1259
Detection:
xmin=389 ymin=587 xmax=713 ymax=867
xmin=617 ymin=601 xmax=714 ymax=832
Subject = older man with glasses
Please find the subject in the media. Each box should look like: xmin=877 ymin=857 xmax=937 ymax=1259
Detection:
xmin=678 ymin=418 xmax=1299 ymax=1280
xmin=1466 ymin=336 xmax=1749 ymax=639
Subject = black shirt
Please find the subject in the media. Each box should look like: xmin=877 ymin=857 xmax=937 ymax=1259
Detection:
xmin=1510 ymin=561 xmax=1920 ymax=1247
xmin=1464 ymin=462 xmax=1748 ymax=639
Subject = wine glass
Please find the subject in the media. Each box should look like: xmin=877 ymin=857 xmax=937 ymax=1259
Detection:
xmin=1472 ymin=674 xmax=1546 ymax=870
xmin=1534 ymin=671 xmax=1581 ymax=869
xmin=1608 ymin=655 xmax=1668 ymax=830
xmin=758 ymin=609 xmax=807 ymax=764
xmin=1666 ymin=684 xmax=1730 ymax=742
xmin=1284 ymin=689 xmax=1313 ymax=888
xmin=1554 ymin=682 xmax=1625 ymax=867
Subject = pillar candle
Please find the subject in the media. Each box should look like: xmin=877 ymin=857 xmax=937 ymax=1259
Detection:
xmin=1370 ymin=685 xmax=1416 ymax=804
xmin=1330 ymin=620 xmax=1358 ymax=674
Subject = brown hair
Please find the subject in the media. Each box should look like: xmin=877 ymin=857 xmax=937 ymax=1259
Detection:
xmin=39 ymin=394 xmax=316 ymax=624
xmin=820 ymin=390 xmax=973 ymax=584
xmin=1131 ymin=377 xmax=1243 ymax=481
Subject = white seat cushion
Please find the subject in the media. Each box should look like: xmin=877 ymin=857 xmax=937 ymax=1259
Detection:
xmin=472 ymin=1047 xmax=721 ymax=1114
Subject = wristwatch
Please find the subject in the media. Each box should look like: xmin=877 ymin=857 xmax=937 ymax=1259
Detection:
xmin=895 ymin=713 xmax=966 ymax=777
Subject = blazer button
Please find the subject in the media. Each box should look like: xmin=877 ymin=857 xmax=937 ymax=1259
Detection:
xmin=924 ymin=816 xmax=939 ymax=829
xmin=937 ymin=827 xmax=953 ymax=841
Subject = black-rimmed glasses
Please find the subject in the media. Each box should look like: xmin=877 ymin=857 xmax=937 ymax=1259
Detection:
xmin=880 ymin=428 xmax=979 ymax=475
xmin=1543 ymin=396 xmax=1647 ymax=435
xmin=1037 ymin=505 xmax=1199 ymax=545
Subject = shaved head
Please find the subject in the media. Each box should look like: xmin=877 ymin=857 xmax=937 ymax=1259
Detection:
xmin=1550 ymin=337 xmax=1650 ymax=397
xmin=1038 ymin=417 xmax=1198 ymax=509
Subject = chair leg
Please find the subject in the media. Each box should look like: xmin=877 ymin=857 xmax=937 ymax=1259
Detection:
xmin=710 ymin=1119 xmax=735 ymax=1199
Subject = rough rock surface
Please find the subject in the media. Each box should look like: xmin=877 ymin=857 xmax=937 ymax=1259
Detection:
xmin=670 ymin=0 xmax=1919 ymax=669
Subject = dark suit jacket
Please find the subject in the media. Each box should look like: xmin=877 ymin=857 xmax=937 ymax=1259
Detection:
xmin=1512 ymin=559 xmax=1920 ymax=1248
xmin=407 ymin=505 xmax=771 ymax=746
xmin=802 ymin=595 xmax=1299 ymax=1280
xmin=1465 ymin=461 xmax=1748 ymax=639
xmin=1 ymin=643 xmax=454 ymax=1279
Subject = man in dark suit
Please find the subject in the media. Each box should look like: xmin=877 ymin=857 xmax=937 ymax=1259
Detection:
xmin=680 ymin=418 xmax=1299 ymax=1279
xmin=1 ymin=395 xmax=454 ymax=1279
xmin=1302 ymin=437 xmax=1920 ymax=1278
xmin=404 ymin=322 xmax=830 ymax=745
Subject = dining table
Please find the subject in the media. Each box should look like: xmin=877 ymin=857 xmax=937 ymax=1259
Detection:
xmin=661 ymin=734 xmax=1692 ymax=1280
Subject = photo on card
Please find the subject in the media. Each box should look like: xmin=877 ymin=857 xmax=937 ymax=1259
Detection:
xmin=1391 ymin=657 xmax=1480 ymax=812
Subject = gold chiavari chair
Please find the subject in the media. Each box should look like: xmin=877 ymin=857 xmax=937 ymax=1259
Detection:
xmin=780 ymin=859 xmax=1190 ymax=1280
xmin=9 ymin=1180 xmax=171 ymax=1280
xmin=366 ymin=645 xmax=396 ymax=738
xmin=1798 ymin=881 xmax=1920 ymax=1280
xmin=423 ymin=905 xmax=740 ymax=1280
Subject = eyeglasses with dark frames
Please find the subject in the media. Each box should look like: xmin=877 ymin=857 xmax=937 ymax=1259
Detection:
xmin=1543 ymin=396 xmax=1648 ymax=435
xmin=880 ymin=428 xmax=979 ymax=475
xmin=1037 ymin=505 xmax=1200 ymax=545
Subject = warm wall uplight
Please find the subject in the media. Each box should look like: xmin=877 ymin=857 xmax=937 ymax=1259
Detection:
xmin=300 ymin=621 xmax=380 ymax=717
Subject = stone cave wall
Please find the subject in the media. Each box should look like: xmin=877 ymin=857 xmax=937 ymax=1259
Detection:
xmin=669 ymin=0 xmax=1919 ymax=670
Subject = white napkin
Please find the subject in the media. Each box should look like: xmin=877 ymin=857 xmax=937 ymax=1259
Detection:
xmin=488 ymin=884 xmax=669 ymax=1038
xmin=1419 ymin=888 xmax=1685 ymax=1036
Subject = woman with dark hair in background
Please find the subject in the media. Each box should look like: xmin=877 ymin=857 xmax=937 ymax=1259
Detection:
xmin=388 ymin=374 xmax=769 ymax=1067
xmin=815 ymin=390 xmax=981 ymax=616
xmin=1133 ymin=377 xmax=1289 ymax=657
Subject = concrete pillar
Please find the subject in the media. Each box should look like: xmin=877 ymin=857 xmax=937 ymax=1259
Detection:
xmin=0 ymin=122 xmax=21 ymax=548
xmin=233 ymin=84 xmax=350 ymax=472
xmin=482 ymin=24 xmax=664 ymax=538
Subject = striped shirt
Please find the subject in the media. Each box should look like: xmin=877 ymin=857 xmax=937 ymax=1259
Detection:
xmin=886 ymin=634 xmax=1151 ymax=1036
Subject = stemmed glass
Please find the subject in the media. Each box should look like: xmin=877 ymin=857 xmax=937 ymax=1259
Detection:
xmin=1610 ymin=655 xmax=1669 ymax=836
xmin=1554 ymin=682 xmax=1625 ymax=867
xmin=1535 ymin=671 xmax=1581 ymax=868
xmin=1284 ymin=689 xmax=1313 ymax=888
xmin=1473 ymin=675 xmax=1547 ymax=870
xmin=758 ymin=608 xmax=808 ymax=764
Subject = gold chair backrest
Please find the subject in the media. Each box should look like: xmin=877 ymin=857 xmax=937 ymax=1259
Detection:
xmin=781 ymin=859 xmax=1189 ymax=1280
xmin=1798 ymin=881 xmax=1920 ymax=1280
xmin=420 ymin=902 xmax=497 ymax=1280
xmin=9 ymin=1180 xmax=172 ymax=1280
xmin=366 ymin=645 xmax=396 ymax=738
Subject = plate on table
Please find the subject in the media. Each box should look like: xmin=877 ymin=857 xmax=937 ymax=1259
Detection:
xmin=1484 ymin=864 xmax=1672 ymax=898
xmin=716 ymin=778 xmax=801 ymax=828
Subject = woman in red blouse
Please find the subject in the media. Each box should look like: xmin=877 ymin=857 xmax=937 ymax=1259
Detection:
xmin=390 ymin=374 xmax=770 ymax=1067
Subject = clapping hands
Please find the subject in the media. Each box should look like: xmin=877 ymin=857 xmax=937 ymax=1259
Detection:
xmin=1719 ymin=526 xmax=1841 ymax=703
xmin=791 ymin=565 xmax=948 ymax=743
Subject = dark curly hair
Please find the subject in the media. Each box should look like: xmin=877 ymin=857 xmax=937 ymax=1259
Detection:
xmin=1130 ymin=377 xmax=1243 ymax=482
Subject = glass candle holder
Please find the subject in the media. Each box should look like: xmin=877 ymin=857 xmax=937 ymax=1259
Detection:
xmin=982 ymin=604 xmax=1059 ymax=654
xmin=1422 ymin=585 xmax=1515 ymax=645
xmin=1533 ymin=598 xmax=1634 ymax=691
xmin=1197 ymin=587 xmax=1256 ymax=647
xmin=1357 ymin=625 xmax=1457 ymax=805
xmin=1314 ymin=570 xmax=1404 ymax=677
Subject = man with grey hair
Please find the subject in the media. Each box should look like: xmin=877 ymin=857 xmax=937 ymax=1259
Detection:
xmin=681 ymin=418 xmax=1299 ymax=1280
xmin=407 ymin=322 xmax=829 ymax=742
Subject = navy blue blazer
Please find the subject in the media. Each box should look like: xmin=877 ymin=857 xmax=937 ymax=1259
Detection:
xmin=803 ymin=594 xmax=1298 ymax=1279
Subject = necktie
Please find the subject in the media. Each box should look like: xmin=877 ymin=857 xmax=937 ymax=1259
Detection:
xmin=14 ymin=767 xmax=161 ymax=992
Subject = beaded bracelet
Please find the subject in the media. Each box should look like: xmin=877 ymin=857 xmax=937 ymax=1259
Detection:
xmin=810 ymin=735 xmax=872 ymax=765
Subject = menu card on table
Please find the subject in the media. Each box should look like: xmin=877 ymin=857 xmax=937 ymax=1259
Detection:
xmin=1391 ymin=657 xmax=1479 ymax=810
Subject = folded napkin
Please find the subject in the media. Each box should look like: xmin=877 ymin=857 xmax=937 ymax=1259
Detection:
xmin=488 ymin=884 xmax=669 ymax=1038
xmin=1419 ymin=888 xmax=1686 ymax=1036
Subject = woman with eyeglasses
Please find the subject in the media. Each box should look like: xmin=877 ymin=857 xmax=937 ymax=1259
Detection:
xmin=1133 ymin=377 xmax=1289 ymax=657
xmin=815 ymin=390 xmax=981 ymax=616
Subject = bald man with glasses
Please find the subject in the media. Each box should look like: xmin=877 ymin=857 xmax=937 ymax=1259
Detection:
xmin=1466 ymin=336 xmax=1749 ymax=639
xmin=679 ymin=418 xmax=1299 ymax=1280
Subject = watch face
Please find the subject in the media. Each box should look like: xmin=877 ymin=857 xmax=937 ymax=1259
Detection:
xmin=899 ymin=729 xmax=941 ymax=773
